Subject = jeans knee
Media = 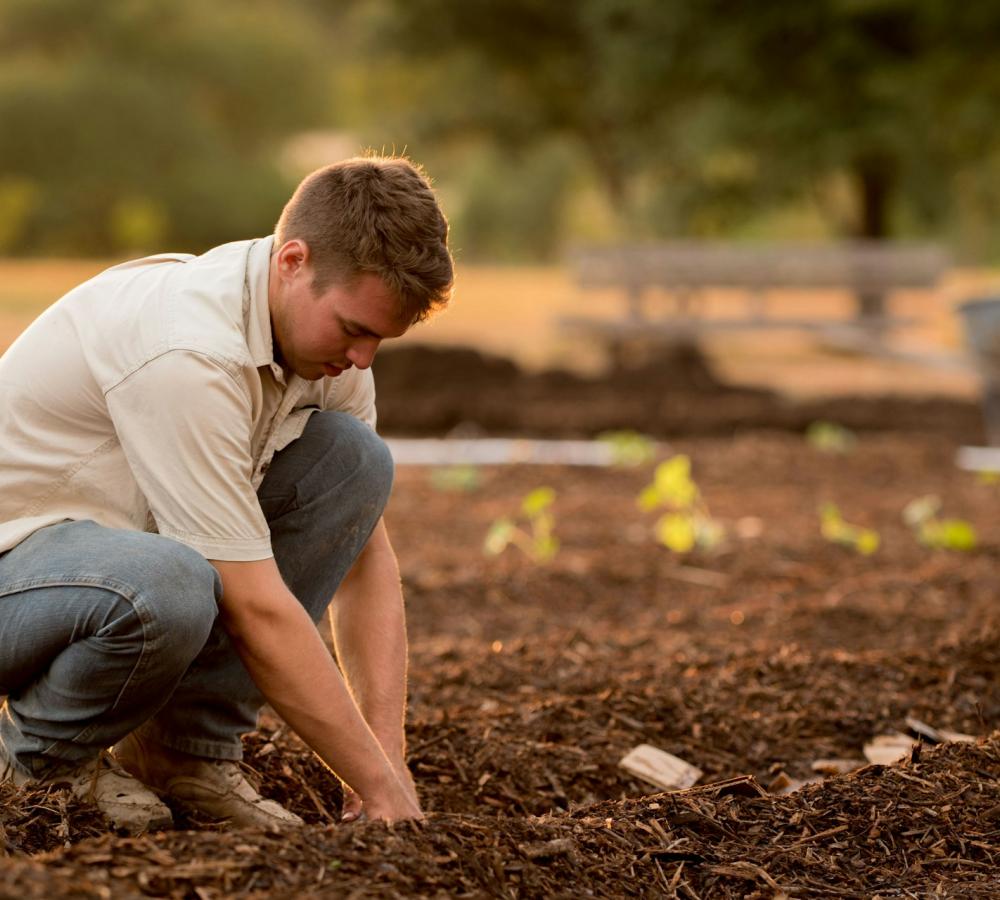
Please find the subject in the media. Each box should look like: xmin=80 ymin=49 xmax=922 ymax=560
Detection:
xmin=138 ymin=541 xmax=220 ymax=655
xmin=317 ymin=411 xmax=395 ymax=507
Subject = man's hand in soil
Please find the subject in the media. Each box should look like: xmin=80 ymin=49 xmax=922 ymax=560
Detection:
xmin=342 ymin=761 xmax=420 ymax=823
xmin=344 ymin=766 xmax=422 ymax=823
xmin=211 ymin=554 xmax=422 ymax=822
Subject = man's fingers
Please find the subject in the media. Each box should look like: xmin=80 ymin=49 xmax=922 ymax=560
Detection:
xmin=341 ymin=789 xmax=364 ymax=822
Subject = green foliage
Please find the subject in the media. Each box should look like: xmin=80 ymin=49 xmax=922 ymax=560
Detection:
xmin=369 ymin=0 xmax=719 ymax=234
xmin=364 ymin=0 xmax=1000 ymax=256
xmin=428 ymin=465 xmax=481 ymax=493
xmin=638 ymin=456 xmax=698 ymax=511
xmin=819 ymin=503 xmax=880 ymax=555
xmin=919 ymin=519 xmax=978 ymax=552
xmin=638 ymin=455 xmax=724 ymax=553
xmin=597 ymin=430 xmax=657 ymax=467
xmin=806 ymin=421 xmax=857 ymax=454
xmin=9 ymin=0 xmax=1000 ymax=258
xmin=0 ymin=0 xmax=328 ymax=254
xmin=902 ymin=495 xmax=978 ymax=551
xmin=483 ymin=487 xmax=559 ymax=563
xmin=520 ymin=486 xmax=555 ymax=518
xmin=448 ymin=140 xmax=580 ymax=262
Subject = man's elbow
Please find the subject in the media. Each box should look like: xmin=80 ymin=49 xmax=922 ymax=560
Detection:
xmin=211 ymin=557 xmax=299 ymax=636
xmin=217 ymin=593 xmax=279 ymax=639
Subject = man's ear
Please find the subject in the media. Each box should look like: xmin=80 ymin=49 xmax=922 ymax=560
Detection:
xmin=275 ymin=239 xmax=311 ymax=281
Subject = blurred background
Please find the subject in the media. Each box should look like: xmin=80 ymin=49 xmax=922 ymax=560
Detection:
xmin=3 ymin=0 xmax=1000 ymax=416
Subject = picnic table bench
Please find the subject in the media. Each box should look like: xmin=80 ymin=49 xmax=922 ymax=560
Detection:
xmin=563 ymin=241 xmax=950 ymax=361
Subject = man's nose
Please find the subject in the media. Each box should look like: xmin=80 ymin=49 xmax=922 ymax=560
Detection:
xmin=347 ymin=338 xmax=381 ymax=370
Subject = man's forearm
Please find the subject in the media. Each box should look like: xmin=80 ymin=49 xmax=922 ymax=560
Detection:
xmin=330 ymin=519 xmax=409 ymax=762
xmin=211 ymin=556 xmax=418 ymax=820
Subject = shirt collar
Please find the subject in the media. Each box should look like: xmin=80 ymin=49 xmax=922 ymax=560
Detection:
xmin=244 ymin=235 xmax=282 ymax=376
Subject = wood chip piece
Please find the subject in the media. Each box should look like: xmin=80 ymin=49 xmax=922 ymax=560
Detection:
xmin=668 ymin=566 xmax=728 ymax=588
xmin=939 ymin=729 xmax=977 ymax=744
xmin=811 ymin=758 xmax=867 ymax=776
xmin=766 ymin=771 xmax=793 ymax=793
xmin=520 ymin=838 xmax=576 ymax=860
xmin=905 ymin=716 xmax=944 ymax=743
xmin=767 ymin=772 xmax=820 ymax=795
xmin=700 ymin=775 xmax=767 ymax=798
xmin=905 ymin=717 xmax=977 ymax=745
xmin=863 ymin=733 xmax=915 ymax=766
xmin=619 ymin=744 xmax=703 ymax=791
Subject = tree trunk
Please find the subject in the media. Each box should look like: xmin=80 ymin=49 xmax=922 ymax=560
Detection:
xmin=852 ymin=154 xmax=896 ymax=323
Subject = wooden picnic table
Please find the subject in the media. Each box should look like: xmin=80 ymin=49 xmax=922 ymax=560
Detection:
xmin=563 ymin=241 xmax=950 ymax=360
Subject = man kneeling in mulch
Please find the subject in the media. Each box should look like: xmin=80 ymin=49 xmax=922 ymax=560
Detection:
xmin=0 ymin=155 xmax=452 ymax=833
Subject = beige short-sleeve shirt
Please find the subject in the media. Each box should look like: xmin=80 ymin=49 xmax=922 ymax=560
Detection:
xmin=0 ymin=236 xmax=377 ymax=561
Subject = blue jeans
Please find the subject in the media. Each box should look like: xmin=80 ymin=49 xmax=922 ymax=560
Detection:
xmin=0 ymin=412 xmax=393 ymax=779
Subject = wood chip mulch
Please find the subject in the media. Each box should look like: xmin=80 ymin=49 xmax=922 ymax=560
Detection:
xmin=3 ymin=430 xmax=1000 ymax=897
xmin=2 ymin=736 xmax=998 ymax=898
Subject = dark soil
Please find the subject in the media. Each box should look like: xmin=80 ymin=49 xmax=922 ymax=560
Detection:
xmin=373 ymin=343 xmax=985 ymax=441
xmin=2 ymin=348 xmax=999 ymax=897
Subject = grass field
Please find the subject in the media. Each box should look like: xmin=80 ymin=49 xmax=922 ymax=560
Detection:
xmin=0 ymin=257 xmax=994 ymax=399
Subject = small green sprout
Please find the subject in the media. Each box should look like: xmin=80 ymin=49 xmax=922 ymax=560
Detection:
xmin=819 ymin=503 xmax=880 ymax=555
xmin=637 ymin=455 xmax=724 ymax=553
xmin=596 ymin=430 xmax=657 ymax=467
xmin=484 ymin=486 xmax=559 ymax=563
xmin=806 ymin=421 xmax=857 ymax=454
xmin=429 ymin=464 xmax=481 ymax=493
xmin=902 ymin=495 xmax=977 ymax=551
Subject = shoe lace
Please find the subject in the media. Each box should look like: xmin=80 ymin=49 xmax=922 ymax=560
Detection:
xmin=80 ymin=750 xmax=131 ymax=801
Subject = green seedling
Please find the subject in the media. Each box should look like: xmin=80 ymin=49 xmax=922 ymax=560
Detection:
xmin=902 ymin=495 xmax=977 ymax=551
xmin=429 ymin=464 xmax=481 ymax=493
xmin=819 ymin=503 xmax=880 ymax=555
xmin=596 ymin=430 xmax=657 ymax=467
xmin=806 ymin=421 xmax=857 ymax=454
xmin=484 ymin=486 xmax=559 ymax=563
xmin=637 ymin=455 xmax=724 ymax=553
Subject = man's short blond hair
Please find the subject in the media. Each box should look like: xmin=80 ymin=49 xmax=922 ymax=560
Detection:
xmin=275 ymin=155 xmax=453 ymax=323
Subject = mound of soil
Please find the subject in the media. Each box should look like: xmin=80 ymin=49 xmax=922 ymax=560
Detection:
xmin=2 ymin=430 xmax=999 ymax=897
xmin=373 ymin=344 xmax=985 ymax=440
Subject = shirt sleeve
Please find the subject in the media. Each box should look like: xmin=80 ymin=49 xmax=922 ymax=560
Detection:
xmin=105 ymin=350 xmax=273 ymax=561
xmin=325 ymin=366 xmax=377 ymax=429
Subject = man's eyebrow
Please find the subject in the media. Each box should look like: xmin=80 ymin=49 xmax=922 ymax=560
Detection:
xmin=344 ymin=318 xmax=383 ymax=339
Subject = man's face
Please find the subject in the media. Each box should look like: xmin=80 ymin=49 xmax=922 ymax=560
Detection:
xmin=270 ymin=243 xmax=410 ymax=381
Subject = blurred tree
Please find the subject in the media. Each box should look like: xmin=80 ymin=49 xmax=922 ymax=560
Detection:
xmin=366 ymin=0 xmax=1000 ymax=265
xmin=700 ymin=0 xmax=1000 ymax=308
xmin=450 ymin=139 xmax=579 ymax=261
xmin=0 ymin=0 xmax=329 ymax=254
xmin=706 ymin=1 xmax=991 ymax=237
xmin=366 ymin=0 xmax=710 ymax=235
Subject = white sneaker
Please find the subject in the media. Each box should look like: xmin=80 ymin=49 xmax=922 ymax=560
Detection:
xmin=0 ymin=740 xmax=30 ymax=788
xmin=1 ymin=743 xmax=173 ymax=835
xmin=115 ymin=731 xmax=303 ymax=829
